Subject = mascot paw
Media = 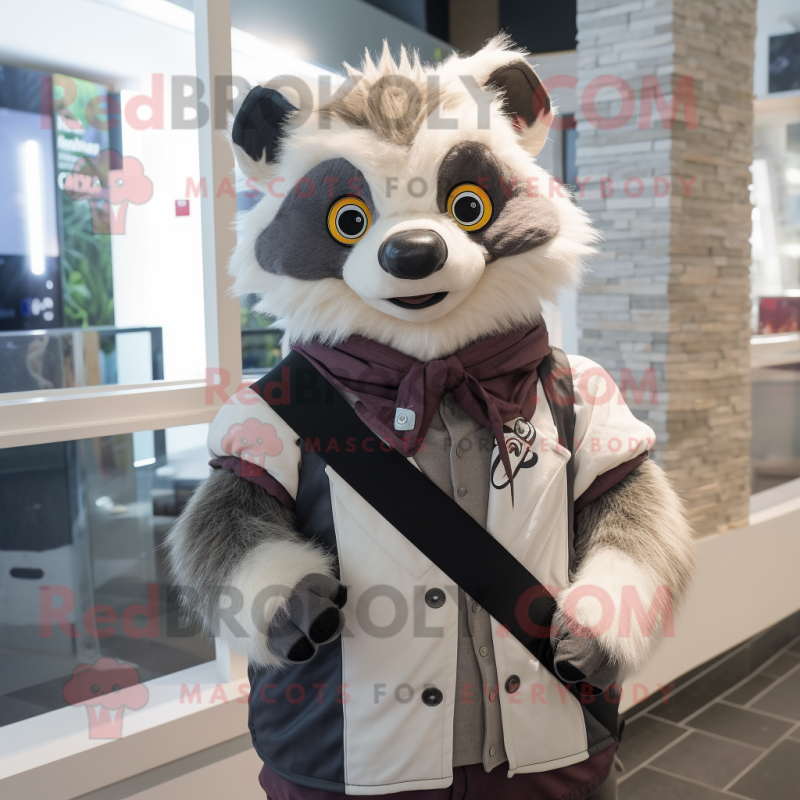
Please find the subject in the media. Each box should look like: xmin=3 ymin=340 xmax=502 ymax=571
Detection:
xmin=267 ymin=573 xmax=347 ymax=663
xmin=551 ymin=609 xmax=618 ymax=690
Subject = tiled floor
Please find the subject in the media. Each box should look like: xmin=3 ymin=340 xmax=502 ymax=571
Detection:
xmin=617 ymin=611 xmax=800 ymax=799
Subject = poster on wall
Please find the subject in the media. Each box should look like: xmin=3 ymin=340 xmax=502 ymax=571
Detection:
xmin=53 ymin=73 xmax=120 ymax=327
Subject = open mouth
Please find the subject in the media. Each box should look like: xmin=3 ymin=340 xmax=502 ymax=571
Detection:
xmin=387 ymin=292 xmax=448 ymax=310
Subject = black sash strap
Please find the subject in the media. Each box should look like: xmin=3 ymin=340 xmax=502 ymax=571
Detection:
xmin=538 ymin=348 xmax=579 ymax=572
xmin=252 ymin=349 xmax=619 ymax=740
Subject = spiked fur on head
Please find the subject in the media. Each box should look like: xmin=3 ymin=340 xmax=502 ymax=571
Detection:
xmin=231 ymin=36 xmax=598 ymax=361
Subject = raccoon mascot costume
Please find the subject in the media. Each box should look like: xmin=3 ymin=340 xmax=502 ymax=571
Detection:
xmin=168 ymin=37 xmax=694 ymax=800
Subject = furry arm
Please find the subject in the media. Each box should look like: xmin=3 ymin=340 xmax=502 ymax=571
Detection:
xmin=166 ymin=467 xmax=342 ymax=667
xmin=552 ymin=459 xmax=695 ymax=684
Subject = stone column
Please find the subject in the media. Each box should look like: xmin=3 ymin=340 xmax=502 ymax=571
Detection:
xmin=575 ymin=0 xmax=757 ymax=535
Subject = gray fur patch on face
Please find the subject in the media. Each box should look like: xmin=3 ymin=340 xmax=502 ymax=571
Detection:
xmin=436 ymin=141 xmax=559 ymax=262
xmin=479 ymin=193 xmax=560 ymax=261
xmin=436 ymin=141 xmax=513 ymax=220
xmin=255 ymin=158 xmax=376 ymax=280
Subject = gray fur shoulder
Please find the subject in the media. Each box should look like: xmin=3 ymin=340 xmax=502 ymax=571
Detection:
xmin=574 ymin=458 xmax=695 ymax=604
xmin=165 ymin=468 xmax=296 ymax=634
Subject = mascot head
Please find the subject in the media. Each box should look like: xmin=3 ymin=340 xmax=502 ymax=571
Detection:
xmin=230 ymin=36 xmax=597 ymax=360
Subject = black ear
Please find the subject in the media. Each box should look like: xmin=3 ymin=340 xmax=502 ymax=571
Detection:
xmin=232 ymin=86 xmax=297 ymax=164
xmin=487 ymin=61 xmax=552 ymax=155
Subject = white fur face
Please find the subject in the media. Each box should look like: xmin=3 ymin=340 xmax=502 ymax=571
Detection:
xmin=341 ymin=214 xmax=486 ymax=324
xmin=230 ymin=37 xmax=598 ymax=361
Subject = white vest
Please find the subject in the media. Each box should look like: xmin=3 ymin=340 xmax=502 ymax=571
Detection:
xmin=208 ymin=355 xmax=655 ymax=795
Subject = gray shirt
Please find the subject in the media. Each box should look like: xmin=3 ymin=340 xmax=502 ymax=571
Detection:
xmin=412 ymin=392 xmax=508 ymax=771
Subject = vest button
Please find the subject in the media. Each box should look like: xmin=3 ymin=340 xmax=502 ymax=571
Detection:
xmin=425 ymin=588 xmax=446 ymax=608
xmin=479 ymin=645 xmax=489 ymax=657
xmin=457 ymin=486 xmax=468 ymax=498
xmin=505 ymin=675 xmax=521 ymax=694
xmin=422 ymin=688 xmax=443 ymax=707
xmin=472 ymin=603 xmax=482 ymax=614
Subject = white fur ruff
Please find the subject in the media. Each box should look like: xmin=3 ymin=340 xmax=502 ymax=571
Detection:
xmin=557 ymin=547 xmax=672 ymax=680
xmin=229 ymin=36 xmax=599 ymax=361
xmin=221 ymin=538 xmax=336 ymax=668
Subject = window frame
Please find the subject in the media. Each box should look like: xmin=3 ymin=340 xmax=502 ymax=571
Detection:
xmin=0 ymin=0 xmax=242 ymax=445
xmin=0 ymin=0 xmax=249 ymax=788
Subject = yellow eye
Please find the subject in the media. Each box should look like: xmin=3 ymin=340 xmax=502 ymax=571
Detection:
xmin=327 ymin=196 xmax=372 ymax=245
xmin=446 ymin=183 xmax=493 ymax=231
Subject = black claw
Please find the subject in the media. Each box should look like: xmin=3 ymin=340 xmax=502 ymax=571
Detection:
xmin=309 ymin=607 xmax=341 ymax=643
xmin=286 ymin=636 xmax=315 ymax=663
xmin=556 ymin=661 xmax=587 ymax=684
xmin=333 ymin=584 xmax=348 ymax=609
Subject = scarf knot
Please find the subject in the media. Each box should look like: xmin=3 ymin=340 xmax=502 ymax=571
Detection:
xmin=293 ymin=326 xmax=551 ymax=499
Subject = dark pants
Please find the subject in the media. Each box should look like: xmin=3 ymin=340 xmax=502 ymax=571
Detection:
xmin=259 ymin=746 xmax=617 ymax=800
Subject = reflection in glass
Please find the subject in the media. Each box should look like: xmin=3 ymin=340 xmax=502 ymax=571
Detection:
xmin=0 ymin=423 xmax=215 ymax=728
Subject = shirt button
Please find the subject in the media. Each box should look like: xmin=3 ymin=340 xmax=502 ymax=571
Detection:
xmin=472 ymin=603 xmax=482 ymax=614
xmin=425 ymin=588 xmax=446 ymax=608
xmin=505 ymin=675 xmax=521 ymax=694
xmin=479 ymin=645 xmax=489 ymax=657
xmin=489 ymin=745 xmax=497 ymax=757
xmin=488 ymin=690 xmax=497 ymax=702
xmin=422 ymin=688 xmax=443 ymax=707
xmin=457 ymin=486 xmax=467 ymax=498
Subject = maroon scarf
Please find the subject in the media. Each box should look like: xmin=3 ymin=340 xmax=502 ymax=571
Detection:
xmin=293 ymin=326 xmax=551 ymax=491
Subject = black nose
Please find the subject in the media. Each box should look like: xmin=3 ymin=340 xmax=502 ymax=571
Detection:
xmin=378 ymin=230 xmax=448 ymax=280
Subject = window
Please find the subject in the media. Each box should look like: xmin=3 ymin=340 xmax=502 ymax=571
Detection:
xmin=0 ymin=0 xmax=244 ymax=778
xmin=0 ymin=18 xmax=210 ymax=395
xmin=750 ymin=103 xmax=800 ymax=492
xmin=0 ymin=424 xmax=216 ymax=728
xmin=0 ymin=0 xmax=457 ymax=783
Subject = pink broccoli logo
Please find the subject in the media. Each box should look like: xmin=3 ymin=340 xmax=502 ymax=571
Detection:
xmin=65 ymin=150 xmax=153 ymax=234
xmin=222 ymin=419 xmax=283 ymax=468
xmin=62 ymin=657 xmax=149 ymax=739
xmin=106 ymin=156 xmax=153 ymax=233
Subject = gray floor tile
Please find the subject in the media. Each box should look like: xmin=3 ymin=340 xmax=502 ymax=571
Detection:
xmin=617 ymin=715 xmax=687 ymax=771
xmin=687 ymin=703 xmax=792 ymax=748
xmin=621 ymin=651 xmax=732 ymax=721
xmin=619 ymin=768 xmax=728 ymax=800
xmin=648 ymin=643 xmax=774 ymax=724
xmin=759 ymin=652 xmax=800 ymax=679
xmin=729 ymin=739 xmax=800 ymax=800
xmin=751 ymin=668 xmax=800 ymax=721
xmin=724 ymin=674 xmax=775 ymax=706
xmin=649 ymin=731 xmax=761 ymax=788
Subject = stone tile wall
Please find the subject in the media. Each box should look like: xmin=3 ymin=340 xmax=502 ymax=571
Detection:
xmin=575 ymin=0 xmax=757 ymax=534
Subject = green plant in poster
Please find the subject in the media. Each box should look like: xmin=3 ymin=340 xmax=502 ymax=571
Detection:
xmin=54 ymin=73 xmax=115 ymax=327
xmin=61 ymin=197 xmax=114 ymax=328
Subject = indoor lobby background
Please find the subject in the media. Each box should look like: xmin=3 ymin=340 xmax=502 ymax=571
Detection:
xmin=0 ymin=1 xmax=799 ymax=798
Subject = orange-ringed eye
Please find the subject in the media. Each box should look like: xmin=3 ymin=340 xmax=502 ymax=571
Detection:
xmin=327 ymin=196 xmax=372 ymax=245
xmin=446 ymin=183 xmax=493 ymax=231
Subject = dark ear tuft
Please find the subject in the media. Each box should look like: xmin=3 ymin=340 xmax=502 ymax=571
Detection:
xmin=487 ymin=61 xmax=551 ymax=129
xmin=232 ymin=86 xmax=297 ymax=164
